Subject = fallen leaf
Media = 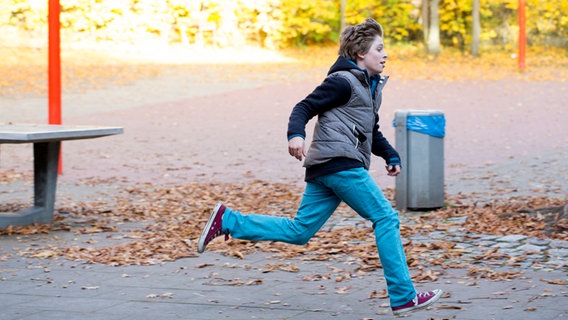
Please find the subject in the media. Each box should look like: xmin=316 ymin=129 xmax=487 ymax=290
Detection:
xmin=334 ymin=286 xmax=352 ymax=294
xmin=539 ymin=278 xmax=566 ymax=285
xmin=435 ymin=305 xmax=464 ymax=310
xmin=369 ymin=289 xmax=389 ymax=299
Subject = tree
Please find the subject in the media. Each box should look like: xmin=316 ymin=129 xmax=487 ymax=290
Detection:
xmin=424 ymin=0 xmax=441 ymax=54
xmin=340 ymin=0 xmax=346 ymax=32
xmin=422 ymin=0 xmax=429 ymax=44
xmin=471 ymin=0 xmax=480 ymax=56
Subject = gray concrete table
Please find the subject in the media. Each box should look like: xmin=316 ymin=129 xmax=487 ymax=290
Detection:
xmin=0 ymin=123 xmax=123 ymax=228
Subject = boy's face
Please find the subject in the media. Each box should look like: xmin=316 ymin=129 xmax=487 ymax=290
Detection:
xmin=357 ymin=36 xmax=387 ymax=76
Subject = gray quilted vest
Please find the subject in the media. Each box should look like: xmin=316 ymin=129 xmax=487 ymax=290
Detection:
xmin=304 ymin=70 xmax=388 ymax=170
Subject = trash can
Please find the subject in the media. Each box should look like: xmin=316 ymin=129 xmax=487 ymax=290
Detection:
xmin=393 ymin=110 xmax=445 ymax=210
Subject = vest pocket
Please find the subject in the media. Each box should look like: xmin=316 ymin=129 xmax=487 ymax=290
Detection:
xmin=353 ymin=126 xmax=367 ymax=148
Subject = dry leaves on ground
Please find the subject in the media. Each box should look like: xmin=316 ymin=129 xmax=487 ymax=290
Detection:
xmin=1 ymin=180 xmax=565 ymax=283
xmin=1 ymin=45 xmax=567 ymax=98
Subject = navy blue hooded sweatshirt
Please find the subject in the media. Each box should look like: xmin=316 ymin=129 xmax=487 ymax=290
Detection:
xmin=287 ymin=56 xmax=400 ymax=181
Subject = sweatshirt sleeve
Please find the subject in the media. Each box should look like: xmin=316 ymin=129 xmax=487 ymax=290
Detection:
xmin=371 ymin=114 xmax=401 ymax=166
xmin=287 ymin=76 xmax=351 ymax=140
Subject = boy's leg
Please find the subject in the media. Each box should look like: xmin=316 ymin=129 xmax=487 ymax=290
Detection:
xmin=222 ymin=181 xmax=341 ymax=245
xmin=317 ymin=168 xmax=416 ymax=307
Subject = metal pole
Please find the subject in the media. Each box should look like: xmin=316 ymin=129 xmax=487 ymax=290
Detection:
xmin=48 ymin=0 xmax=62 ymax=173
xmin=518 ymin=0 xmax=526 ymax=71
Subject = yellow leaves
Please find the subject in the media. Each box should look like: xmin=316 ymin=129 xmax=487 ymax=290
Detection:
xmin=0 ymin=46 xmax=161 ymax=97
xmin=388 ymin=46 xmax=568 ymax=82
xmin=1 ymin=42 xmax=567 ymax=100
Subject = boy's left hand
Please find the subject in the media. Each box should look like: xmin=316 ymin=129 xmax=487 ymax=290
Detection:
xmin=386 ymin=165 xmax=401 ymax=176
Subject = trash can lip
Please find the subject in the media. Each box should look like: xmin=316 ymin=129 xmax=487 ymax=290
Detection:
xmin=392 ymin=110 xmax=445 ymax=138
xmin=395 ymin=109 xmax=444 ymax=116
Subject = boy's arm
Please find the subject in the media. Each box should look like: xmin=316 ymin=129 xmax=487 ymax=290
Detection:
xmin=287 ymin=76 xmax=351 ymax=140
xmin=371 ymin=115 xmax=401 ymax=167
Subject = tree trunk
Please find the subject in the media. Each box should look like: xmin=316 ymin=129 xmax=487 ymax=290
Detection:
xmin=340 ymin=0 xmax=346 ymax=32
xmin=472 ymin=0 xmax=481 ymax=56
xmin=427 ymin=0 xmax=441 ymax=54
xmin=422 ymin=0 xmax=429 ymax=46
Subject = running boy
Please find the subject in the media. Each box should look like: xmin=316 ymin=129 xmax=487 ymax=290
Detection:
xmin=198 ymin=18 xmax=442 ymax=315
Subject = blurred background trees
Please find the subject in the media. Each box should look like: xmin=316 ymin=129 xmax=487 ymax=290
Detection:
xmin=1 ymin=0 xmax=566 ymax=53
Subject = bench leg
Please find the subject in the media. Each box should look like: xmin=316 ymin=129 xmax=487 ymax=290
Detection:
xmin=34 ymin=141 xmax=60 ymax=224
xmin=0 ymin=141 xmax=60 ymax=228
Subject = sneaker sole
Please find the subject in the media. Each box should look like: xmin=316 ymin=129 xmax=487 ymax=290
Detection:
xmin=392 ymin=289 xmax=443 ymax=316
xmin=197 ymin=202 xmax=223 ymax=253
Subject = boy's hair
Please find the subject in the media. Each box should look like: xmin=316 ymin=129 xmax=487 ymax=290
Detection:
xmin=338 ymin=18 xmax=384 ymax=61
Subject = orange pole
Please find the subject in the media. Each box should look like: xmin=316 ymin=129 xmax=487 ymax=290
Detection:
xmin=518 ymin=0 xmax=526 ymax=71
xmin=48 ymin=0 xmax=62 ymax=173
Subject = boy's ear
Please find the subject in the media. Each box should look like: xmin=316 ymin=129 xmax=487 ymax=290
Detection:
xmin=356 ymin=52 xmax=365 ymax=60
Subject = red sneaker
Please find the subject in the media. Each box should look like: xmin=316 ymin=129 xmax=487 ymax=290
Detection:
xmin=197 ymin=202 xmax=229 ymax=253
xmin=391 ymin=289 xmax=443 ymax=315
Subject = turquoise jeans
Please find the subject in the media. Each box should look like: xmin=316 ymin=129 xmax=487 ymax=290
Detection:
xmin=222 ymin=167 xmax=416 ymax=306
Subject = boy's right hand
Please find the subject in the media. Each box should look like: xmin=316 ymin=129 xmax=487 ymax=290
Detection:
xmin=288 ymin=136 xmax=306 ymax=161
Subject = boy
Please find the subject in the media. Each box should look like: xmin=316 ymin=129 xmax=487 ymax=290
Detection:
xmin=198 ymin=18 xmax=442 ymax=315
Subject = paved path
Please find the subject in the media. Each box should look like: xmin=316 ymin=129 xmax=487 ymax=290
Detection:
xmin=1 ymin=53 xmax=567 ymax=319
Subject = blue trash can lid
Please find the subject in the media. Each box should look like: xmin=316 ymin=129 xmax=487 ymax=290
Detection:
xmin=393 ymin=110 xmax=445 ymax=138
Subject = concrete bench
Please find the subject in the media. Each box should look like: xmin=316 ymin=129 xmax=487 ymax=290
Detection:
xmin=0 ymin=123 xmax=123 ymax=228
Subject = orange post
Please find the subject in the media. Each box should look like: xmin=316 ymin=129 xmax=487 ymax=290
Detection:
xmin=518 ymin=0 xmax=526 ymax=72
xmin=48 ymin=0 xmax=62 ymax=173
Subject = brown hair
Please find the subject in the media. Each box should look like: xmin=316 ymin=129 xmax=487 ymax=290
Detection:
xmin=338 ymin=18 xmax=384 ymax=61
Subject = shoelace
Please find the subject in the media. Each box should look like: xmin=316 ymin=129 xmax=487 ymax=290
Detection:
xmin=412 ymin=291 xmax=433 ymax=305
xmin=416 ymin=292 xmax=433 ymax=298
xmin=207 ymin=227 xmax=229 ymax=242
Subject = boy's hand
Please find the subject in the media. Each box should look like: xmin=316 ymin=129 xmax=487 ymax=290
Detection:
xmin=288 ymin=136 xmax=306 ymax=161
xmin=386 ymin=165 xmax=401 ymax=176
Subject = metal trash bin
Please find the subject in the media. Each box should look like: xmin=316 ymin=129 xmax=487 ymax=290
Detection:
xmin=393 ymin=110 xmax=445 ymax=210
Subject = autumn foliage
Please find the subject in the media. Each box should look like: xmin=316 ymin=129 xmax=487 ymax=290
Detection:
xmin=0 ymin=0 xmax=567 ymax=49
xmin=1 ymin=43 xmax=567 ymax=99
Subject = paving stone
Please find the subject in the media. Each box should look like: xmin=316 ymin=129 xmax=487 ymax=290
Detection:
xmin=446 ymin=216 xmax=468 ymax=224
xmin=478 ymin=235 xmax=502 ymax=241
xmin=528 ymin=238 xmax=551 ymax=246
xmin=492 ymin=242 xmax=520 ymax=249
xmin=476 ymin=240 xmax=497 ymax=247
xmin=547 ymin=248 xmax=568 ymax=258
xmin=496 ymin=235 xmax=528 ymax=243
xmin=549 ymin=240 xmax=568 ymax=249
xmin=515 ymin=244 xmax=545 ymax=253
xmin=543 ymin=259 xmax=567 ymax=267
